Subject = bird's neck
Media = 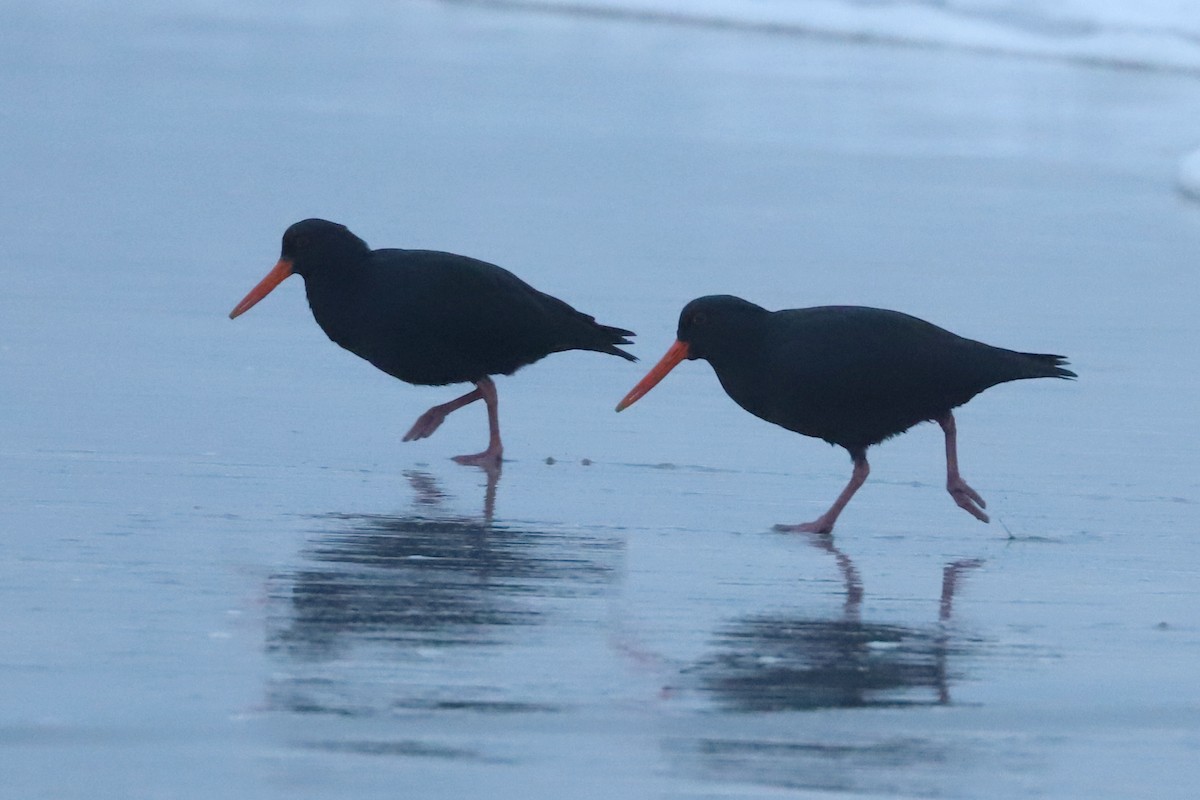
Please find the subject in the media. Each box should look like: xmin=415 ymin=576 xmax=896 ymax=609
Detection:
xmin=303 ymin=259 xmax=366 ymax=332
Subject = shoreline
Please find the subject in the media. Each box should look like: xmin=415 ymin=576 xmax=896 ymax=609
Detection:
xmin=448 ymin=0 xmax=1200 ymax=78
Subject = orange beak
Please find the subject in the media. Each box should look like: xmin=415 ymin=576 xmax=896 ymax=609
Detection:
xmin=615 ymin=339 xmax=690 ymax=412
xmin=229 ymin=258 xmax=294 ymax=319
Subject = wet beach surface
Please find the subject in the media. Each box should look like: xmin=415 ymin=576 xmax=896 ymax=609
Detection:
xmin=2 ymin=1 xmax=1199 ymax=797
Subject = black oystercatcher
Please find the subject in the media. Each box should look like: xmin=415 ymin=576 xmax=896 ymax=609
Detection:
xmin=616 ymin=295 xmax=1074 ymax=533
xmin=230 ymin=219 xmax=636 ymax=467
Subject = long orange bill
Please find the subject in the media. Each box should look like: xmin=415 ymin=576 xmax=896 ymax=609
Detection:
xmin=615 ymin=339 xmax=690 ymax=412
xmin=229 ymin=258 xmax=294 ymax=319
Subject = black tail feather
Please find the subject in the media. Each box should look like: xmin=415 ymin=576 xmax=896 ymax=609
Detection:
xmin=597 ymin=323 xmax=637 ymax=362
xmin=1023 ymin=352 xmax=1076 ymax=380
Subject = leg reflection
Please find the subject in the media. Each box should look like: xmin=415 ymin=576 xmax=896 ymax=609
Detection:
xmin=403 ymin=465 xmax=500 ymax=523
xmin=697 ymin=535 xmax=985 ymax=711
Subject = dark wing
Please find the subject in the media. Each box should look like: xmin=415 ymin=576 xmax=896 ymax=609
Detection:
xmin=755 ymin=307 xmax=1057 ymax=447
xmin=355 ymin=250 xmax=632 ymax=385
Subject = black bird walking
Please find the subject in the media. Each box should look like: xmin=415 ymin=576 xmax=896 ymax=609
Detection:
xmin=230 ymin=219 xmax=636 ymax=467
xmin=617 ymin=295 xmax=1074 ymax=533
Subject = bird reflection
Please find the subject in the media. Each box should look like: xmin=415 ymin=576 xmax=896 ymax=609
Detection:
xmin=408 ymin=463 xmax=499 ymax=521
xmin=693 ymin=534 xmax=983 ymax=711
xmin=265 ymin=471 xmax=620 ymax=716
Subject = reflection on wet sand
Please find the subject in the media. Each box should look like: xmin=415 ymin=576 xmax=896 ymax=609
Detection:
xmin=408 ymin=464 xmax=499 ymax=521
xmin=672 ymin=534 xmax=986 ymax=793
xmin=694 ymin=534 xmax=984 ymax=711
xmin=266 ymin=471 xmax=620 ymax=717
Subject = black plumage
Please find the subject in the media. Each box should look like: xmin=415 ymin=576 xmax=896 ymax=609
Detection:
xmin=618 ymin=295 xmax=1074 ymax=533
xmin=231 ymin=219 xmax=635 ymax=467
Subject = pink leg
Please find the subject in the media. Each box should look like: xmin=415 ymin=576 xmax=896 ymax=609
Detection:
xmin=774 ymin=455 xmax=870 ymax=535
xmin=402 ymin=385 xmax=483 ymax=442
xmin=450 ymin=376 xmax=503 ymax=469
xmin=937 ymin=412 xmax=989 ymax=523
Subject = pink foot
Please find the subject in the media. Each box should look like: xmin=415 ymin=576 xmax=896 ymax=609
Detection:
xmin=948 ymin=475 xmax=989 ymax=523
xmin=402 ymin=408 xmax=448 ymax=442
xmin=452 ymin=447 xmax=503 ymax=470
xmin=774 ymin=516 xmax=836 ymax=535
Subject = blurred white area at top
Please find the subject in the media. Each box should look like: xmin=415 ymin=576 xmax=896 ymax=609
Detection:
xmin=55 ymin=0 xmax=1200 ymax=75
xmin=515 ymin=0 xmax=1200 ymax=74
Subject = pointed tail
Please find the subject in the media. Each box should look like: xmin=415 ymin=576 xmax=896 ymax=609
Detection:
xmin=594 ymin=323 xmax=637 ymax=362
xmin=1019 ymin=352 xmax=1076 ymax=380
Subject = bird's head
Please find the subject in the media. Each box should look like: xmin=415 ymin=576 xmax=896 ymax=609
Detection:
xmin=229 ymin=219 xmax=369 ymax=319
xmin=616 ymin=295 xmax=768 ymax=412
xmin=674 ymin=295 xmax=767 ymax=360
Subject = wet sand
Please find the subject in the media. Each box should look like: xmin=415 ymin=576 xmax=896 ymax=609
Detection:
xmin=2 ymin=1 xmax=1199 ymax=797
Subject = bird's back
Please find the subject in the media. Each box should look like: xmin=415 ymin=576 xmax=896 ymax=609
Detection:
xmin=708 ymin=306 xmax=1073 ymax=450
xmin=308 ymin=248 xmax=634 ymax=386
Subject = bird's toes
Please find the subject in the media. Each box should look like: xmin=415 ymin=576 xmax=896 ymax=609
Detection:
xmin=774 ymin=519 xmax=835 ymax=535
xmin=949 ymin=488 xmax=990 ymax=524
xmin=403 ymin=411 xmax=447 ymax=442
xmin=964 ymin=485 xmax=987 ymax=508
xmin=970 ymin=505 xmax=991 ymax=524
xmin=950 ymin=479 xmax=988 ymax=515
xmin=452 ymin=451 xmax=504 ymax=470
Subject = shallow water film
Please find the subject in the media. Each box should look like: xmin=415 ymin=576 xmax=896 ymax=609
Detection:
xmin=2 ymin=2 xmax=1199 ymax=798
